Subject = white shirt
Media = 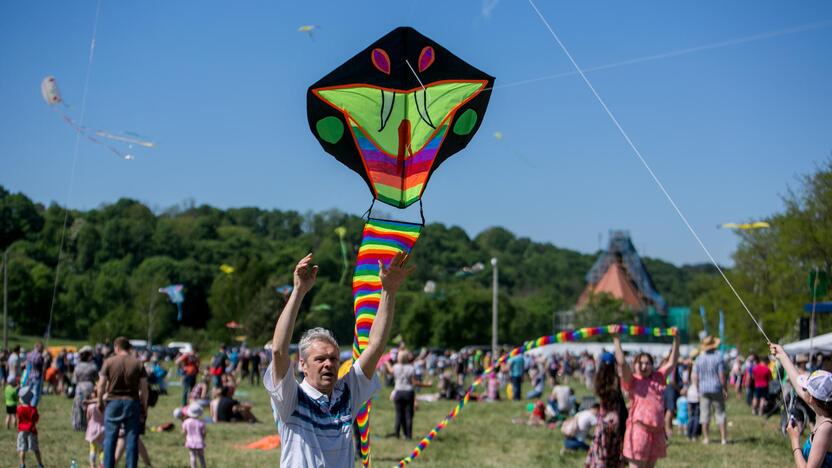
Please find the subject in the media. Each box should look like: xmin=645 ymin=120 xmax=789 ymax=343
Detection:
xmin=575 ymin=409 xmax=598 ymax=441
xmin=553 ymin=385 xmax=571 ymax=411
xmin=264 ymin=358 xmax=380 ymax=468
xmin=7 ymin=352 xmax=19 ymax=378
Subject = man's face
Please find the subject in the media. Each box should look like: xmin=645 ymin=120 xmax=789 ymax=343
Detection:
xmin=301 ymin=340 xmax=340 ymax=395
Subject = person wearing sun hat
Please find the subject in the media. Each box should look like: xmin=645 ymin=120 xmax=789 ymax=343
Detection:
xmin=770 ymin=343 xmax=832 ymax=467
xmin=692 ymin=335 xmax=728 ymax=445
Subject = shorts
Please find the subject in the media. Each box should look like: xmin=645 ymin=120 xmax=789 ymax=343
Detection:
xmin=6 ymin=405 xmax=17 ymax=415
xmin=700 ymin=392 xmax=726 ymax=425
xmin=753 ymin=387 xmax=769 ymax=400
xmin=17 ymin=431 xmax=39 ymax=452
xmin=623 ymin=421 xmax=666 ymax=462
xmin=663 ymin=387 xmax=679 ymax=413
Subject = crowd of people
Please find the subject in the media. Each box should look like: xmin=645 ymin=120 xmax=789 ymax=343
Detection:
xmin=2 ymin=253 xmax=832 ymax=467
xmin=0 ymin=336 xmax=269 ymax=468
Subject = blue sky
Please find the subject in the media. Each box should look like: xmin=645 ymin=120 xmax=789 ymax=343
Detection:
xmin=1 ymin=1 xmax=830 ymax=266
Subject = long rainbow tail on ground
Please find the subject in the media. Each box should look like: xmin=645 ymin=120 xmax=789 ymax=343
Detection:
xmin=394 ymin=324 xmax=678 ymax=467
xmin=352 ymin=218 xmax=422 ymax=467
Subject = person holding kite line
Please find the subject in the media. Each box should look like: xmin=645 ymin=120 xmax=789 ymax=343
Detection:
xmin=770 ymin=343 xmax=832 ymax=468
xmin=613 ymin=326 xmax=680 ymax=468
xmin=264 ymin=252 xmax=414 ymax=467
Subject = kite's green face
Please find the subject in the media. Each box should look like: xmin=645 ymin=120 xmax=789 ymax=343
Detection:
xmin=315 ymin=82 xmax=485 ymax=156
xmin=307 ymin=27 xmax=494 ymax=208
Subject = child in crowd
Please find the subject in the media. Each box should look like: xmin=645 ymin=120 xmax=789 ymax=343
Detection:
xmin=5 ymin=376 xmax=18 ymax=429
xmin=183 ymin=402 xmax=207 ymax=468
xmin=84 ymin=390 xmax=105 ymax=468
xmin=16 ymin=385 xmax=44 ymax=468
xmin=561 ymin=404 xmax=599 ymax=453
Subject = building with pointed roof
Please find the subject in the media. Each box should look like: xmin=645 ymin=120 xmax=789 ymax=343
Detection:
xmin=576 ymin=230 xmax=667 ymax=314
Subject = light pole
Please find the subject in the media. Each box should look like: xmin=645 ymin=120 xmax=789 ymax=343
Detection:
xmin=491 ymin=257 xmax=498 ymax=359
xmin=3 ymin=248 xmax=8 ymax=350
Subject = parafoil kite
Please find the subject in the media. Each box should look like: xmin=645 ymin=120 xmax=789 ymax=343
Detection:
xmin=41 ymin=76 xmax=154 ymax=160
xmin=306 ymin=26 xmax=494 ymax=467
xmin=718 ymin=221 xmax=770 ymax=230
xmin=159 ymin=284 xmax=185 ymax=321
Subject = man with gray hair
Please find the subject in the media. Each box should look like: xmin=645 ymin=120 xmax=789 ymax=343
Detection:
xmin=265 ymin=251 xmax=413 ymax=467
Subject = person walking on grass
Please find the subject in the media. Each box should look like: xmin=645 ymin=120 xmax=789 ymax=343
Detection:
xmin=613 ymin=327 xmax=680 ymax=468
xmin=264 ymin=252 xmax=413 ymax=467
xmin=770 ymin=344 xmax=832 ymax=468
xmin=692 ymin=336 xmax=728 ymax=445
xmin=16 ymin=385 xmax=44 ymax=468
xmin=96 ymin=337 xmax=149 ymax=468
xmin=182 ymin=402 xmax=207 ymax=468
xmin=389 ymin=350 xmax=433 ymax=440
xmin=5 ymin=375 xmax=19 ymax=430
xmin=751 ymin=355 xmax=772 ymax=416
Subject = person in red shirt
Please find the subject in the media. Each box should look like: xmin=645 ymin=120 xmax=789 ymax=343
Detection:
xmin=16 ymin=385 xmax=44 ymax=468
xmin=751 ymin=355 xmax=772 ymax=416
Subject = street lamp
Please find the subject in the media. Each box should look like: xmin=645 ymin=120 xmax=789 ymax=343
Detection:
xmin=491 ymin=257 xmax=498 ymax=359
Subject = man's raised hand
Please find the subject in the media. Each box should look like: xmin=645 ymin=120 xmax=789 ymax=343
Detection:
xmin=294 ymin=253 xmax=318 ymax=295
xmin=379 ymin=251 xmax=415 ymax=293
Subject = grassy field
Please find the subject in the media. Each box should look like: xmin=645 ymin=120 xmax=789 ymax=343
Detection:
xmin=0 ymin=374 xmax=794 ymax=467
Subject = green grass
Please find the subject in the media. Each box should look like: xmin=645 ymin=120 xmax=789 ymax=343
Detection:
xmin=0 ymin=375 xmax=793 ymax=467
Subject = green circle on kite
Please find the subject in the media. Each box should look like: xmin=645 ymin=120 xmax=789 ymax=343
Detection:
xmin=317 ymin=116 xmax=344 ymax=144
xmin=453 ymin=109 xmax=478 ymax=135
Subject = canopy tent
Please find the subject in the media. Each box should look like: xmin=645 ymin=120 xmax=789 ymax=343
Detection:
xmin=526 ymin=341 xmax=696 ymax=359
xmin=783 ymin=332 xmax=832 ymax=354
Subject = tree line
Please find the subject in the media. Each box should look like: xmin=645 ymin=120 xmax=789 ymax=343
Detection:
xmin=3 ymin=159 xmax=829 ymax=352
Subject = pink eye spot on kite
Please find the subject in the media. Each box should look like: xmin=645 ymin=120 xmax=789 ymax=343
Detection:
xmin=371 ymin=48 xmax=391 ymax=75
xmin=418 ymin=46 xmax=435 ymax=72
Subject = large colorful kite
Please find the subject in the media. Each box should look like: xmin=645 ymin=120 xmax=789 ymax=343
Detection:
xmin=306 ymin=26 xmax=494 ymax=467
xmin=307 ymin=26 xmax=494 ymax=209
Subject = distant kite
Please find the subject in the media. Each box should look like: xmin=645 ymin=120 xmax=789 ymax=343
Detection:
xmin=275 ymin=285 xmax=293 ymax=296
xmin=159 ymin=284 xmax=185 ymax=321
xmin=41 ymin=76 xmax=155 ymax=160
xmin=719 ymin=221 xmax=770 ymax=230
xmin=298 ymin=25 xmax=318 ymax=39
xmin=219 ymin=264 xmax=235 ymax=275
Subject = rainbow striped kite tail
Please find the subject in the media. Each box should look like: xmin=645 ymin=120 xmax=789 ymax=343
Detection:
xmin=357 ymin=401 xmax=372 ymax=466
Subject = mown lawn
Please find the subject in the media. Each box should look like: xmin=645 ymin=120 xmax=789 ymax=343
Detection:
xmin=0 ymin=374 xmax=793 ymax=467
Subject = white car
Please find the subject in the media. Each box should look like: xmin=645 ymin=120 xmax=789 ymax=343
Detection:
xmin=167 ymin=341 xmax=194 ymax=355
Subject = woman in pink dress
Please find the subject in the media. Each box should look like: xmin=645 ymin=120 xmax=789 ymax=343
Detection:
xmin=612 ymin=327 xmax=679 ymax=468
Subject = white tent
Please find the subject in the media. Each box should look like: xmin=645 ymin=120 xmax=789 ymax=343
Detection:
xmin=525 ymin=342 xmax=696 ymax=359
xmin=783 ymin=332 xmax=832 ymax=354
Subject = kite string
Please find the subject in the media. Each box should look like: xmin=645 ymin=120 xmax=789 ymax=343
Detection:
xmin=45 ymin=0 xmax=103 ymax=346
xmin=483 ymin=20 xmax=832 ymax=93
xmin=526 ymin=0 xmax=771 ymax=344
xmin=404 ymin=59 xmax=426 ymax=90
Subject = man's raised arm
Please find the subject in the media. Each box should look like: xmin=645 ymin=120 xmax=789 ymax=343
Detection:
xmin=271 ymin=253 xmax=317 ymax=385
xmin=360 ymin=251 xmax=414 ymax=378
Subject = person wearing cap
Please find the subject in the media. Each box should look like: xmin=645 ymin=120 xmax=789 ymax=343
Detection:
xmin=585 ymin=351 xmax=627 ymax=467
xmin=16 ymin=384 xmax=44 ymax=468
xmin=72 ymin=345 xmax=99 ymax=431
xmin=692 ymin=336 xmax=728 ymax=445
xmin=182 ymin=402 xmax=206 ymax=468
xmin=265 ymin=252 xmax=413 ymax=468
xmin=5 ymin=375 xmax=19 ymax=430
xmin=771 ymin=343 xmax=832 ymax=468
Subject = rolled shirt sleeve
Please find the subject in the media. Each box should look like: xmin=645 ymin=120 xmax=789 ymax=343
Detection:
xmin=349 ymin=356 xmax=381 ymax=411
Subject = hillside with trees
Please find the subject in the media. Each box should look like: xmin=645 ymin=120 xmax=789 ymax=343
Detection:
xmin=5 ymin=159 xmax=831 ymax=352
